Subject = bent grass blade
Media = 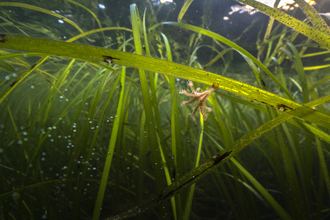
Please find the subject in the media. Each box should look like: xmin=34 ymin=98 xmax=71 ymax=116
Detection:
xmin=0 ymin=35 xmax=330 ymax=130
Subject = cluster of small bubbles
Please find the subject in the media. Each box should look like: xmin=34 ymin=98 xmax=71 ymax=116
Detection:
xmin=12 ymin=192 xmax=19 ymax=199
xmin=30 ymin=85 xmax=35 ymax=89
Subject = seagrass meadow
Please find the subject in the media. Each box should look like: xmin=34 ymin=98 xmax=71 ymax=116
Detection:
xmin=0 ymin=0 xmax=330 ymax=219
